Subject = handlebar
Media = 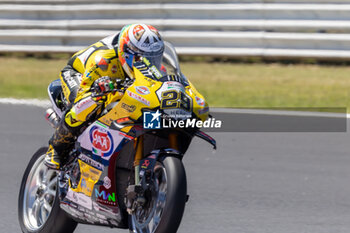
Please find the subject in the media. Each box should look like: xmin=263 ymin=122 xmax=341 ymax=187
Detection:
xmin=90 ymin=88 xmax=125 ymax=98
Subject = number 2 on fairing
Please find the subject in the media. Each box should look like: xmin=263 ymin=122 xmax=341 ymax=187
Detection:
xmin=160 ymin=90 xmax=192 ymax=111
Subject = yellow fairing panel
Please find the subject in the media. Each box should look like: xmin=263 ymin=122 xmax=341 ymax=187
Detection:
xmin=71 ymin=160 xmax=102 ymax=197
xmin=186 ymin=80 xmax=209 ymax=122
xmin=98 ymin=67 xmax=209 ymax=130
xmin=99 ymin=68 xmax=162 ymax=130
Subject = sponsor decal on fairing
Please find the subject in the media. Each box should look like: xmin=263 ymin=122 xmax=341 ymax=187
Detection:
xmin=89 ymin=126 xmax=114 ymax=159
xmin=135 ymin=86 xmax=150 ymax=95
xmin=79 ymin=154 xmax=104 ymax=170
xmin=75 ymin=97 xmax=95 ymax=112
xmin=198 ymin=106 xmax=209 ymax=115
xmin=103 ymin=176 xmax=112 ymax=189
xmin=78 ymin=122 xmax=126 ymax=162
xmin=121 ymin=102 xmax=136 ymax=112
xmin=66 ymin=189 xmax=93 ymax=210
xmin=195 ymin=96 xmax=205 ymax=106
xmin=94 ymin=189 xmax=117 ymax=206
xmin=127 ymin=90 xmax=150 ymax=106
xmin=166 ymin=81 xmax=185 ymax=91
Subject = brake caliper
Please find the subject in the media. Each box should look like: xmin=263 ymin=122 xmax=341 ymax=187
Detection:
xmin=125 ymin=153 xmax=158 ymax=214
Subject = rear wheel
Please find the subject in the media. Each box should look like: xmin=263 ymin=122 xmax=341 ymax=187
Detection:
xmin=129 ymin=156 xmax=187 ymax=233
xmin=18 ymin=147 xmax=77 ymax=233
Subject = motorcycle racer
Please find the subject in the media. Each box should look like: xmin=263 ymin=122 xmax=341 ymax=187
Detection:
xmin=44 ymin=24 xmax=165 ymax=170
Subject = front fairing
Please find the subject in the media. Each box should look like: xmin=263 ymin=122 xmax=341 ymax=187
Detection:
xmin=98 ymin=43 xmax=209 ymax=130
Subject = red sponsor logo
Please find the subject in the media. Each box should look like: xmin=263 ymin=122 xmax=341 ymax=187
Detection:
xmin=127 ymin=90 xmax=150 ymax=106
xmin=91 ymin=128 xmax=111 ymax=153
xmin=135 ymin=86 xmax=150 ymax=95
xmin=141 ymin=160 xmax=150 ymax=168
xmin=195 ymin=96 xmax=205 ymax=106
xmin=76 ymin=98 xmax=92 ymax=110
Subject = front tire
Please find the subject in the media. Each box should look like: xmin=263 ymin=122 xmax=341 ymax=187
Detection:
xmin=129 ymin=156 xmax=187 ymax=233
xmin=18 ymin=147 xmax=77 ymax=233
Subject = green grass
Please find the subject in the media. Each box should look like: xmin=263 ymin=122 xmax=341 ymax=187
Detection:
xmin=182 ymin=62 xmax=349 ymax=111
xmin=0 ymin=57 xmax=66 ymax=99
xmin=0 ymin=57 xmax=349 ymax=111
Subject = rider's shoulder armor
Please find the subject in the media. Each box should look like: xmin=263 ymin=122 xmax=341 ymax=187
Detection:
xmin=68 ymin=33 xmax=123 ymax=81
xmin=70 ymin=35 xmax=125 ymax=101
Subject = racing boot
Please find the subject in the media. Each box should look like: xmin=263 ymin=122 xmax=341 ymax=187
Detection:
xmin=44 ymin=120 xmax=75 ymax=170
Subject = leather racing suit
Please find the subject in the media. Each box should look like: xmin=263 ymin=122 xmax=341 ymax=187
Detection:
xmin=61 ymin=33 xmax=125 ymax=129
xmin=45 ymin=33 xmax=126 ymax=169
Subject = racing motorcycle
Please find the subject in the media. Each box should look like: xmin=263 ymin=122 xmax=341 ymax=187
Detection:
xmin=18 ymin=42 xmax=216 ymax=233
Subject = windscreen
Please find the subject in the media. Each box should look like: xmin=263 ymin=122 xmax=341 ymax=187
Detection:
xmin=160 ymin=42 xmax=189 ymax=86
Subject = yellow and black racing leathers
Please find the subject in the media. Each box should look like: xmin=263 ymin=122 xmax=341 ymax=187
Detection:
xmin=60 ymin=33 xmax=126 ymax=131
xmin=45 ymin=33 xmax=129 ymax=169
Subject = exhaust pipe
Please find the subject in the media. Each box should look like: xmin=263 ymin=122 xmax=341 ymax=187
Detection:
xmin=45 ymin=108 xmax=59 ymax=128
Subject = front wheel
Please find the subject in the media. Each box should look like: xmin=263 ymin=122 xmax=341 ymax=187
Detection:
xmin=129 ymin=156 xmax=187 ymax=233
xmin=18 ymin=147 xmax=77 ymax=233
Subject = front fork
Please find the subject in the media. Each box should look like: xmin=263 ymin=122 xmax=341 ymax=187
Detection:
xmin=126 ymin=133 xmax=179 ymax=214
xmin=134 ymin=135 xmax=144 ymax=185
xmin=133 ymin=133 xmax=178 ymax=185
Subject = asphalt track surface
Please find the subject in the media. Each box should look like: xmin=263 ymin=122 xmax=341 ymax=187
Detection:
xmin=1 ymin=103 xmax=350 ymax=233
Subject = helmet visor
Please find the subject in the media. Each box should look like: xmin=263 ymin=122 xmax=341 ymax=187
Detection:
xmin=144 ymin=53 xmax=163 ymax=70
xmin=125 ymin=45 xmax=163 ymax=70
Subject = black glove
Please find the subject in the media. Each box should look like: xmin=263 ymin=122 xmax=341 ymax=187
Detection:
xmin=92 ymin=76 xmax=114 ymax=95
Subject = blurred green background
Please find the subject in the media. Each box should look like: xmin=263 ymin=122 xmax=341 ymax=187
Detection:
xmin=0 ymin=56 xmax=348 ymax=111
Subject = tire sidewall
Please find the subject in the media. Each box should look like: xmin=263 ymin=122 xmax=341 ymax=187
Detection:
xmin=129 ymin=155 xmax=187 ymax=233
xmin=155 ymin=156 xmax=187 ymax=233
xmin=18 ymin=147 xmax=77 ymax=233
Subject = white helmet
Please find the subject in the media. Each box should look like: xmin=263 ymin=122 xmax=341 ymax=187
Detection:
xmin=117 ymin=24 xmax=164 ymax=78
